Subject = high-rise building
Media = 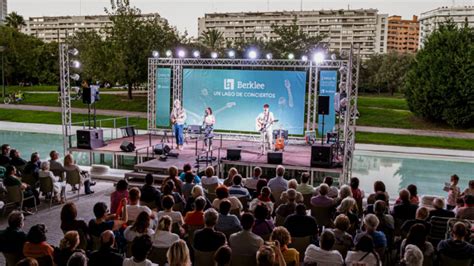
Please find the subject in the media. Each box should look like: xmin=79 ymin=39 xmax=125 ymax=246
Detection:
xmin=0 ymin=0 xmax=7 ymax=25
xmin=21 ymin=14 xmax=168 ymax=43
xmin=387 ymin=15 xmax=419 ymax=53
xmin=419 ymin=6 xmax=474 ymax=48
xmin=198 ymin=9 xmax=388 ymax=58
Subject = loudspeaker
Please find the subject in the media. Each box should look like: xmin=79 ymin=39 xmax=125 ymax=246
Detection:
xmin=154 ymin=144 xmax=171 ymax=155
xmin=310 ymin=143 xmax=333 ymax=168
xmin=267 ymin=152 xmax=283 ymax=164
xmin=77 ymin=129 xmax=105 ymax=149
xmin=82 ymin=85 xmax=99 ymax=104
xmin=120 ymin=141 xmax=135 ymax=152
xmin=318 ymin=95 xmax=330 ymax=115
xmin=226 ymin=149 xmax=241 ymax=160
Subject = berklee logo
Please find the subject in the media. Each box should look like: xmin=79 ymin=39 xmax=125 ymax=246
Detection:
xmin=224 ymin=79 xmax=235 ymax=90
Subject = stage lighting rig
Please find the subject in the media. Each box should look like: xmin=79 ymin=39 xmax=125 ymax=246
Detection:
xmin=312 ymin=52 xmax=325 ymax=64
xmin=152 ymin=51 xmax=160 ymax=58
xmin=248 ymin=50 xmax=258 ymax=59
xmin=265 ymin=53 xmax=273 ymax=60
xmin=228 ymin=50 xmax=236 ymax=58
xmin=177 ymin=49 xmax=186 ymax=58
xmin=211 ymin=52 xmax=218 ymax=59
xmin=287 ymin=53 xmax=295 ymax=60
xmin=165 ymin=50 xmax=172 ymax=58
xmin=193 ymin=50 xmax=200 ymax=58
xmin=69 ymin=48 xmax=79 ymax=56
xmin=70 ymin=73 xmax=80 ymax=81
xmin=301 ymin=55 xmax=308 ymax=61
xmin=71 ymin=60 xmax=81 ymax=68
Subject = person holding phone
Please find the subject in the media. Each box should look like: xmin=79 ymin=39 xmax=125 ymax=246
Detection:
xmin=203 ymin=107 xmax=215 ymax=150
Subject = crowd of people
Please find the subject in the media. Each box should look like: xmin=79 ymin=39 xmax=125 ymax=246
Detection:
xmin=0 ymin=142 xmax=473 ymax=266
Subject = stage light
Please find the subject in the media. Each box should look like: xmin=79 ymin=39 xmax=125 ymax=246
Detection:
xmin=248 ymin=50 xmax=258 ymax=59
xmin=228 ymin=50 xmax=236 ymax=58
xmin=339 ymin=66 xmax=347 ymax=74
xmin=331 ymin=53 xmax=337 ymax=60
xmin=165 ymin=50 xmax=172 ymax=58
xmin=70 ymin=73 xmax=80 ymax=81
xmin=211 ymin=52 xmax=218 ymax=59
xmin=152 ymin=51 xmax=159 ymax=58
xmin=193 ymin=50 xmax=200 ymax=58
xmin=71 ymin=60 xmax=81 ymax=68
xmin=69 ymin=48 xmax=79 ymax=56
xmin=287 ymin=53 xmax=295 ymax=60
xmin=312 ymin=52 xmax=325 ymax=64
xmin=177 ymin=49 xmax=186 ymax=58
xmin=301 ymin=55 xmax=308 ymax=61
xmin=265 ymin=53 xmax=273 ymax=60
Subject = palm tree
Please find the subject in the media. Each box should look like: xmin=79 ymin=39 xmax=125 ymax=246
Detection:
xmin=6 ymin=12 xmax=26 ymax=31
xmin=199 ymin=29 xmax=224 ymax=51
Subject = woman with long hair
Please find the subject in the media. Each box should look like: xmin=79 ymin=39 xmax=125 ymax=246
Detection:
xmin=345 ymin=233 xmax=380 ymax=266
xmin=203 ymin=107 xmax=215 ymax=150
xmin=63 ymin=154 xmax=94 ymax=194
xmin=60 ymin=202 xmax=89 ymax=250
xmin=124 ymin=211 xmax=154 ymax=242
xmin=167 ymin=239 xmax=191 ymax=266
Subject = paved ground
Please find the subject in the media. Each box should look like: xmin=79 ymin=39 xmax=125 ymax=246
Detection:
xmin=0 ymin=104 xmax=146 ymax=118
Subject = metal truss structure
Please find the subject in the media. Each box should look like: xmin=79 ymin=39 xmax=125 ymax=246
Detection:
xmin=147 ymin=46 xmax=359 ymax=183
xmin=59 ymin=44 xmax=73 ymax=154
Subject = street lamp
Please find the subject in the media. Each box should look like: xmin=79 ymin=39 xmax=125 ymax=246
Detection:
xmin=0 ymin=46 xmax=5 ymax=98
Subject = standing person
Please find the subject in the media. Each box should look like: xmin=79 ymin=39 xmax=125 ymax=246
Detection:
xmin=444 ymin=174 xmax=461 ymax=210
xmin=203 ymin=107 xmax=215 ymax=151
xmin=255 ymin=104 xmax=275 ymax=152
xmin=170 ymin=99 xmax=187 ymax=150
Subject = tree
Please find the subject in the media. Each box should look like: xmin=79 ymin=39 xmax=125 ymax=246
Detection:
xmin=359 ymin=54 xmax=384 ymax=93
xmin=6 ymin=12 xmax=26 ymax=31
xmin=199 ymin=28 xmax=224 ymax=51
xmin=404 ymin=21 xmax=474 ymax=128
xmin=374 ymin=52 xmax=414 ymax=95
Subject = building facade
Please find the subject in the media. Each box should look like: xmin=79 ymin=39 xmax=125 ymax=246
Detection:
xmin=21 ymin=14 xmax=167 ymax=43
xmin=419 ymin=6 xmax=474 ymax=48
xmin=0 ymin=0 xmax=7 ymax=25
xmin=387 ymin=15 xmax=419 ymax=53
xmin=198 ymin=9 xmax=388 ymax=58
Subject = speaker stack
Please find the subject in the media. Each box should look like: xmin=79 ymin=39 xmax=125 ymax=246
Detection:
xmin=77 ymin=129 xmax=105 ymax=149
xmin=267 ymin=152 xmax=283 ymax=164
xmin=310 ymin=143 xmax=333 ymax=168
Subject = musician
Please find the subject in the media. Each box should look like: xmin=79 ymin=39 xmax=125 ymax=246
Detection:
xmin=170 ymin=99 xmax=187 ymax=150
xmin=203 ymin=107 xmax=215 ymax=150
xmin=256 ymin=103 xmax=275 ymax=150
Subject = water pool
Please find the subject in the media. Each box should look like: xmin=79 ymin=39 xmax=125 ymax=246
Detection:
xmin=1 ymin=130 xmax=472 ymax=197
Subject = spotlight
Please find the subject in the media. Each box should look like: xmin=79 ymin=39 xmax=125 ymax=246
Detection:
xmin=71 ymin=60 xmax=81 ymax=68
xmin=70 ymin=73 xmax=80 ymax=81
xmin=177 ymin=49 xmax=186 ymax=58
xmin=331 ymin=54 xmax=337 ymax=60
xmin=165 ymin=50 xmax=172 ymax=58
xmin=152 ymin=51 xmax=159 ymax=58
xmin=193 ymin=50 xmax=200 ymax=58
xmin=69 ymin=48 xmax=79 ymax=56
xmin=265 ymin=53 xmax=273 ymax=60
xmin=312 ymin=52 xmax=325 ymax=64
xmin=287 ymin=53 xmax=295 ymax=60
xmin=228 ymin=50 xmax=236 ymax=58
xmin=301 ymin=55 xmax=308 ymax=61
xmin=248 ymin=50 xmax=258 ymax=59
xmin=211 ymin=52 xmax=218 ymax=59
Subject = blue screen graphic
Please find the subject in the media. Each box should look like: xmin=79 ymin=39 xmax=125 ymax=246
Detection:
xmin=155 ymin=68 xmax=172 ymax=127
xmin=182 ymin=69 xmax=307 ymax=134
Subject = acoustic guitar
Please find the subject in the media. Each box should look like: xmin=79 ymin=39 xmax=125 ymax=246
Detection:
xmin=274 ymin=129 xmax=285 ymax=151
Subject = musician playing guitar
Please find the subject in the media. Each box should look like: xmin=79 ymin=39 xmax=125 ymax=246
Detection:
xmin=256 ymin=103 xmax=275 ymax=152
xmin=170 ymin=99 xmax=187 ymax=150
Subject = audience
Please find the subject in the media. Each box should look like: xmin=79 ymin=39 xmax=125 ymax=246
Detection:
xmin=162 ymin=180 xmax=186 ymax=207
xmin=66 ymin=251 xmax=88 ymax=266
xmin=23 ymin=152 xmax=41 ymax=180
xmin=296 ymin=172 xmax=314 ymax=195
xmin=335 ymin=184 xmax=353 ymax=206
xmin=249 ymin=186 xmax=274 ymax=213
xmin=461 ymin=180 xmax=474 ymax=196
xmin=16 ymin=258 xmax=39 ymax=266
xmin=229 ymin=212 xmax=264 ymax=258
xmin=304 ymin=229 xmax=344 ymax=265
xmin=456 ymin=194 xmax=474 ymax=219
xmin=184 ymin=185 xmax=211 ymax=213
xmin=267 ymin=165 xmax=288 ymax=201
xmin=184 ymin=196 xmax=206 ymax=226
xmin=23 ymin=224 xmax=54 ymax=262
xmin=181 ymin=172 xmax=196 ymax=200
xmin=350 ymin=177 xmax=364 ymax=215
xmin=400 ymin=224 xmax=434 ymax=264
xmin=428 ymin=197 xmax=455 ymax=219
xmin=156 ymin=195 xmax=184 ymax=227
xmin=162 ymin=166 xmax=183 ymax=194
xmin=110 ymin=179 xmax=129 ymax=214
xmin=123 ymin=235 xmax=154 ymax=266
xmin=373 ymin=200 xmax=394 ymax=248
xmin=38 ymin=161 xmax=65 ymax=203
xmin=124 ymin=211 xmax=154 ymax=242
xmin=367 ymin=181 xmax=389 ymax=204
xmin=244 ymin=166 xmax=262 ymax=191
xmin=284 ymin=204 xmax=317 ymax=238
xmin=63 ymin=154 xmax=94 ymax=195
xmin=9 ymin=149 xmax=27 ymax=169
xmin=271 ymin=226 xmax=300 ymax=265
xmin=437 ymin=221 xmax=474 ymax=261
xmin=335 ymin=197 xmax=358 ymax=235
xmin=275 ymin=188 xmax=297 ymax=223
xmin=48 ymin=150 xmax=64 ymax=175
xmin=178 ymin=163 xmax=201 ymax=184
xmin=88 ymin=200 xmax=128 ymax=237
xmin=53 ymin=231 xmax=81 ymax=266
xmin=152 ymin=215 xmax=180 ymax=248
xmin=213 ymin=245 xmax=232 ymax=266
xmin=228 ymin=174 xmax=251 ymax=199
xmin=311 ymin=183 xmax=335 ymax=208
xmin=215 ymin=200 xmax=242 ymax=234
xmin=0 ymin=211 xmax=26 ymax=265
xmin=280 ymin=179 xmax=303 ymax=203
xmin=392 ymin=189 xmax=418 ymax=224
xmin=315 ymin=176 xmax=339 ymax=198
xmin=401 ymin=206 xmax=431 ymax=238
xmin=256 ymin=242 xmax=286 ymax=266
xmin=126 ymin=187 xmax=154 ymax=222
xmin=88 ymin=230 xmax=123 ymax=266
xmin=331 ymin=214 xmax=353 ymax=258
xmin=140 ymin=173 xmax=161 ymax=209
xmin=0 ymin=144 xmax=11 ymax=166
xmin=60 ymin=203 xmax=89 ymax=250
xmin=223 ymin=167 xmax=238 ymax=187
xmin=3 ymin=165 xmax=39 ymax=213
xmin=345 ymin=234 xmax=380 ymax=266
xmin=355 ymin=214 xmax=387 ymax=250
xmin=167 ymin=239 xmax=191 ymax=266
xmin=212 ymin=185 xmax=243 ymax=211
xmin=193 ymin=208 xmax=226 ymax=252
xmin=252 ymin=203 xmax=275 ymax=239
xmin=200 ymin=166 xmax=220 ymax=187
xmin=402 ymin=244 xmax=424 ymax=266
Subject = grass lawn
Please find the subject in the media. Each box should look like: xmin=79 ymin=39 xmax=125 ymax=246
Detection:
xmin=356 ymin=132 xmax=474 ymax=150
xmin=358 ymin=96 xmax=408 ymax=110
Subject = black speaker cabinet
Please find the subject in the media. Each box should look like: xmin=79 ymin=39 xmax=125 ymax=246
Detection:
xmin=120 ymin=141 xmax=136 ymax=152
xmin=310 ymin=143 xmax=333 ymax=168
xmin=154 ymin=144 xmax=171 ymax=155
xmin=226 ymin=149 xmax=241 ymax=160
xmin=318 ymin=95 xmax=330 ymax=115
xmin=267 ymin=152 xmax=283 ymax=164
xmin=77 ymin=129 xmax=105 ymax=149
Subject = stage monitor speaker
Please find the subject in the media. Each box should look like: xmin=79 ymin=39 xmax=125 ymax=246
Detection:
xmin=311 ymin=143 xmax=333 ymax=168
xmin=318 ymin=95 xmax=330 ymax=115
xmin=267 ymin=152 xmax=283 ymax=164
xmin=154 ymin=144 xmax=171 ymax=155
xmin=77 ymin=129 xmax=105 ymax=149
xmin=226 ymin=149 xmax=241 ymax=161
xmin=120 ymin=141 xmax=135 ymax=152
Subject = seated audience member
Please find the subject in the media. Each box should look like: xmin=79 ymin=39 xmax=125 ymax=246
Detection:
xmin=355 ymin=214 xmax=387 ymax=250
xmin=271 ymin=226 xmax=300 ymax=265
xmin=167 ymin=239 xmax=191 ymax=266
xmin=152 ymin=215 xmax=180 ymax=248
xmin=3 ymin=165 xmax=39 ymax=213
xmin=367 ymin=181 xmax=390 ymax=204
xmin=88 ymin=200 xmax=128 ymax=237
xmin=461 ymin=180 xmax=474 ymax=196
xmin=453 ymin=197 xmax=465 ymax=214
xmin=245 ymin=166 xmax=263 ymax=191
xmin=212 ymin=185 xmax=243 ymax=211
xmin=228 ymin=174 xmax=251 ymax=199
xmin=215 ymin=200 xmax=242 ymax=233
xmin=23 ymin=152 xmax=41 ymax=178
xmin=124 ymin=212 xmax=154 ymax=242
xmin=396 ymin=184 xmax=420 ymax=205
xmin=201 ymin=166 xmax=220 ymax=186
xmin=157 ymin=195 xmax=184 ymax=226
xmin=110 ymin=180 xmax=129 ymax=214
xmin=280 ymin=179 xmax=303 ymax=203
xmin=252 ymin=203 xmax=275 ymax=239
xmin=401 ymin=206 xmax=431 ymax=238
xmin=193 ymin=208 xmax=227 ymax=252
xmin=60 ymin=203 xmax=89 ymax=249
xmin=162 ymin=180 xmax=186 ymax=207
xmin=437 ymin=222 xmax=474 ymax=261
xmin=53 ymin=231 xmax=81 ymax=266
xmin=275 ymin=188 xmax=298 ymax=221
xmin=162 ymin=166 xmax=183 ymax=194
xmin=63 ymin=154 xmax=94 ymax=194
xmin=179 ymin=163 xmax=201 ymax=184
xmin=184 ymin=196 xmax=206 ymax=226
xmin=214 ymin=245 xmax=232 ymax=266
xmin=66 ymin=251 xmax=88 ymax=266
xmin=365 ymin=192 xmax=388 ymax=215
xmin=350 ymin=177 xmax=364 ymax=215
xmin=0 ymin=211 xmax=27 ymax=264
xmin=315 ymin=176 xmax=339 ymax=198
xmin=123 ymin=235 xmax=154 ymax=266
xmin=373 ymin=200 xmax=394 ymax=248
xmin=304 ymin=229 xmax=344 ymax=265
xmin=249 ymin=186 xmax=274 ymax=214
xmin=296 ymin=172 xmax=314 ymax=195
xmin=127 ymin=187 xmax=153 ymax=222
xmin=140 ymin=173 xmax=161 ymax=209
xmin=445 ymin=174 xmax=461 ymax=210
xmin=428 ymin=197 xmax=455 ymax=219
xmin=335 ymin=185 xmax=353 ymax=206
xmin=402 ymin=244 xmax=424 ymax=266
xmin=456 ymin=194 xmax=474 ymax=220
xmin=181 ymin=172 xmax=196 ymax=200
xmin=345 ymin=234 xmax=380 ymax=266
xmin=0 ymin=144 xmax=11 ymax=166
xmin=9 ymin=149 xmax=27 ymax=168
xmin=16 ymin=258 xmax=39 ymax=266
xmin=38 ymin=161 xmax=65 ymax=203
xmin=185 ymin=185 xmax=212 ymax=212
xmin=223 ymin=167 xmax=238 ymax=187
xmin=311 ymin=183 xmax=335 ymax=208
xmin=256 ymin=242 xmax=286 ymax=266
xmin=284 ymin=204 xmax=317 ymax=238
xmin=268 ymin=165 xmax=288 ymax=200
xmin=335 ymin=197 xmax=358 ymax=235
xmin=88 ymin=230 xmax=123 ymax=266
xmin=229 ymin=213 xmax=264 ymax=257
xmin=49 ymin=150 xmax=64 ymax=174
xmin=330 ymin=214 xmax=353 ymax=258
xmin=391 ymin=189 xmax=418 ymax=224
xmin=23 ymin=224 xmax=54 ymax=261
xmin=400 ymin=224 xmax=434 ymax=264
xmin=252 ymin=178 xmax=269 ymax=199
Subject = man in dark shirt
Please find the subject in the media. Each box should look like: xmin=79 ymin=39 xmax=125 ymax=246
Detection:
xmin=284 ymin=204 xmax=318 ymax=237
xmin=0 ymin=211 xmax=27 ymax=264
xmin=429 ymin=197 xmax=455 ymax=219
xmin=0 ymin=144 xmax=11 ymax=167
xmin=391 ymin=189 xmax=418 ymax=224
xmin=437 ymin=222 xmax=474 ymax=261
xmin=23 ymin=152 xmax=41 ymax=178
xmin=193 ymin=208 xmax=226 ymax=252
xmin=140 ymin=173 xmax=161 ymax=209
xmin=401 ymin=206 xmax=431 ymax=238
xmin=9 ymin=149 xmax=27 ymax=168
xmin=88 ymin=230 xmax=123 ymax=266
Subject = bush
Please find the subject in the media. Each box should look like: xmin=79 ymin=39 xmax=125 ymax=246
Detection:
xmin=404 ymin=22 xmax=474 ymax=128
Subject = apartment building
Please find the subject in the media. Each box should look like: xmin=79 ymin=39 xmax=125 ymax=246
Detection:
xmin=0 ymin=0 xmax=7 ymax=25
xmin=387 ymin=15 xmax=419 ymax=53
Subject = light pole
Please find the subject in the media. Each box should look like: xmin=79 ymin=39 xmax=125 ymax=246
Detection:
xmin=0 ymin=46 xmax=5 ymax=98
